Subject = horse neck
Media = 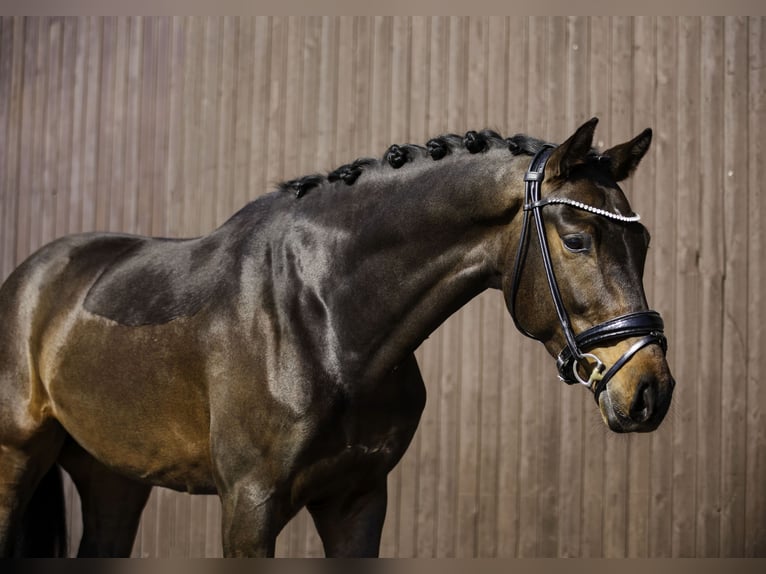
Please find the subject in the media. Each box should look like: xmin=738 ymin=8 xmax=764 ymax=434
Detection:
xmin=271 ymin=151 xmax=527 ymax=381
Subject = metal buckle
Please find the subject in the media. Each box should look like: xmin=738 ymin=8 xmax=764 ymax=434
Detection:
xmin=572 ymin=353 xmax=606 ymax=389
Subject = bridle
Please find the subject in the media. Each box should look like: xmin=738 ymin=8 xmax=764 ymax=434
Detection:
xmin=509 ymin=146 xmax=668 ymax=403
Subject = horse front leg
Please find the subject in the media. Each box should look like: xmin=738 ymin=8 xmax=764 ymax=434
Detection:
xmin=307 ymin=478 xmax=388 ymax=557
xmin=219 ymin=476 xmax=293 ymax=557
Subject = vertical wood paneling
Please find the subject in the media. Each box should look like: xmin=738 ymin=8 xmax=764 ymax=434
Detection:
xmin=57 ymin=18 xmax=77 ymax=239
xmin=14 ymin=16 xmax=37 ymax=267
xmin=178 ymin=17 xmax=200 ymax=239
xmin=163 ymin=17 xmax=186 ymax=239
xmin=121 ymin=17 xmax=142 ymax=235
xmin=93 ymin=17 xmax=114 ymax=235
xmin=80 ymin=18 xmax=100 ymax=235
xmin=351 ymin=17 xmax=373 ymax=154
xmin=248 ymin=17 xmax=272 ymax=216
xmin=265 ymin=17 xmax=287 ymax=195
xmin=675 ymin=16 xmax=703 ymax=557
xmin=0 ymin=17 xmax=20 ymax=280
xmin=697 ymin=17 xmax=725 ymax=558
xmin=1 ymin=16 xmax=764 ymax=559
xmin=28 ymin=17 xmax=48 ymax=255
xmin=106 ymin=17 xmax=128 ymax=234
xmin=155 ymin=17 xmax=172 ymax=238
xmin=632 ymin=16 xmax=673 ymax=561
xmin=137 ymin=17 xmax=158 ymax=238
xmin=334 ymin=16 xmax=354 ymax=168
xmin=41 ymin=18 xmax=62 ymax=249
xmin=198 ymin=17 xmax=222 ymax=237
xmin=746 ymin=16 xmax=766 ymax=558
xmin=720 ymin=16 xmax=749 ymax=557
xmin=316 ymin=16 xmax=338 ymax=170
xmin=212 ymin=17 xmax=236 ymax=230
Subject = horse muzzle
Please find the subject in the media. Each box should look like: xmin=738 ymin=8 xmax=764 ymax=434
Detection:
xmin=555 ymin=310 xmax=674 ymax=433
xmin=599 ymin=372 xmax=675 ymax=433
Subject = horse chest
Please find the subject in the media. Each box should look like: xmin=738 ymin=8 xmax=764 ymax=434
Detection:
xmin=291 ymin=364 xmax=426 ymax=503
xmin=292 ymin=427 xmax=407 ymax=504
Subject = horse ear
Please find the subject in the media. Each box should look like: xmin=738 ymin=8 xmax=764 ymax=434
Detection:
xmin=546 ymin=117 xmax=599 ymax=180
xmin=601 ymin=127 xmax=653 ymax=182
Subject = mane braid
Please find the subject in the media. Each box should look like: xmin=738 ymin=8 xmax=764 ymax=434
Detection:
xmin=278 ymin=174 xmax=324 ymax=198
xmin=327 ymin=157 xmax=377 ymax=186
xmin=425 ymin=134 xmax=463 ymax=160
xmin=384 ymin=144 xmax=427 ymax=169
xmin=506 ymin=134 xmax=549 ymax=156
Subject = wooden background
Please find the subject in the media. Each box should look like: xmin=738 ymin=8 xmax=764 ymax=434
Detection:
xmin=0 ymin=16 xmax=764 ymax=557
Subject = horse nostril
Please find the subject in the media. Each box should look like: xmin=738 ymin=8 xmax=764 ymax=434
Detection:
xmin=629 ymin=379 xmax=656 ymax=423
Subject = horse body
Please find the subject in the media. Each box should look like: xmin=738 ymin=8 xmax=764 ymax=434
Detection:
xmin=0 ymin=120 xmax=674 ymax=557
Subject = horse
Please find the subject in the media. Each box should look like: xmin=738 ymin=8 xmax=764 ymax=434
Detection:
xmin=0 ymin=118 xmax=674 ymax=557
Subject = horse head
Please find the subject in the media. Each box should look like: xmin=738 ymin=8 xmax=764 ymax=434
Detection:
xmin=505 ymin=118 xmax=674 ymax=432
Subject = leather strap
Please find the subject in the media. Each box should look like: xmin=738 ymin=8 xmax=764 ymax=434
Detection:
xmin=510 ymin=145 xmax=585 ymax=362
xmin=591 ymin=334 xmax=663 ymax=400
xmin=556 ymin=311 xmax=667 ymax=402
xmin=509 ymin=145 xmax=558 ymax=341
xmin=556 ymin=311 xmax=667 ymax=378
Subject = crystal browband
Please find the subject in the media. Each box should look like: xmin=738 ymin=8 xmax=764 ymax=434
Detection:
xmin=524 ymin=197 xmax=641 ymax=223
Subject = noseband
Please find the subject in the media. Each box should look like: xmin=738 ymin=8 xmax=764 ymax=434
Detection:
xmin=509 ymin=146 xmax=668 ymax=403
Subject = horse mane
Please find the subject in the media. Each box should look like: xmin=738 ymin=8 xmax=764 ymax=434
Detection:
xmin=277 ymin=129 xmax=553 ymax=198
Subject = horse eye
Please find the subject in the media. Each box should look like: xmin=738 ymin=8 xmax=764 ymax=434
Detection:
xmin=562 ymin=234 xmax=591 ymax=253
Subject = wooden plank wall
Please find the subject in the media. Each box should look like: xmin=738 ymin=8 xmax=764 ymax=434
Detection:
xmin=0 ymin=16 xmax=764 ymax=558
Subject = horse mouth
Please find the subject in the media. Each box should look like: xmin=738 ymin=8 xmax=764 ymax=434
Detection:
xmin=598 ymin=380 xmax=674 ymax=433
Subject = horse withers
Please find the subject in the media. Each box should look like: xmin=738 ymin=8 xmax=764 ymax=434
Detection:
xmin=0 ymin=118 xmax=674 ymax=557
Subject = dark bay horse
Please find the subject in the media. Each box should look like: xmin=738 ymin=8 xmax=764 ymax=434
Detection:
xmin=0 ymin=118 xmax=674 ymax=557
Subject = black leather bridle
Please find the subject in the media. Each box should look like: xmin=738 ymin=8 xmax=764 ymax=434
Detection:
xmin=509 ymin=146 xmax=668 ymax=403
